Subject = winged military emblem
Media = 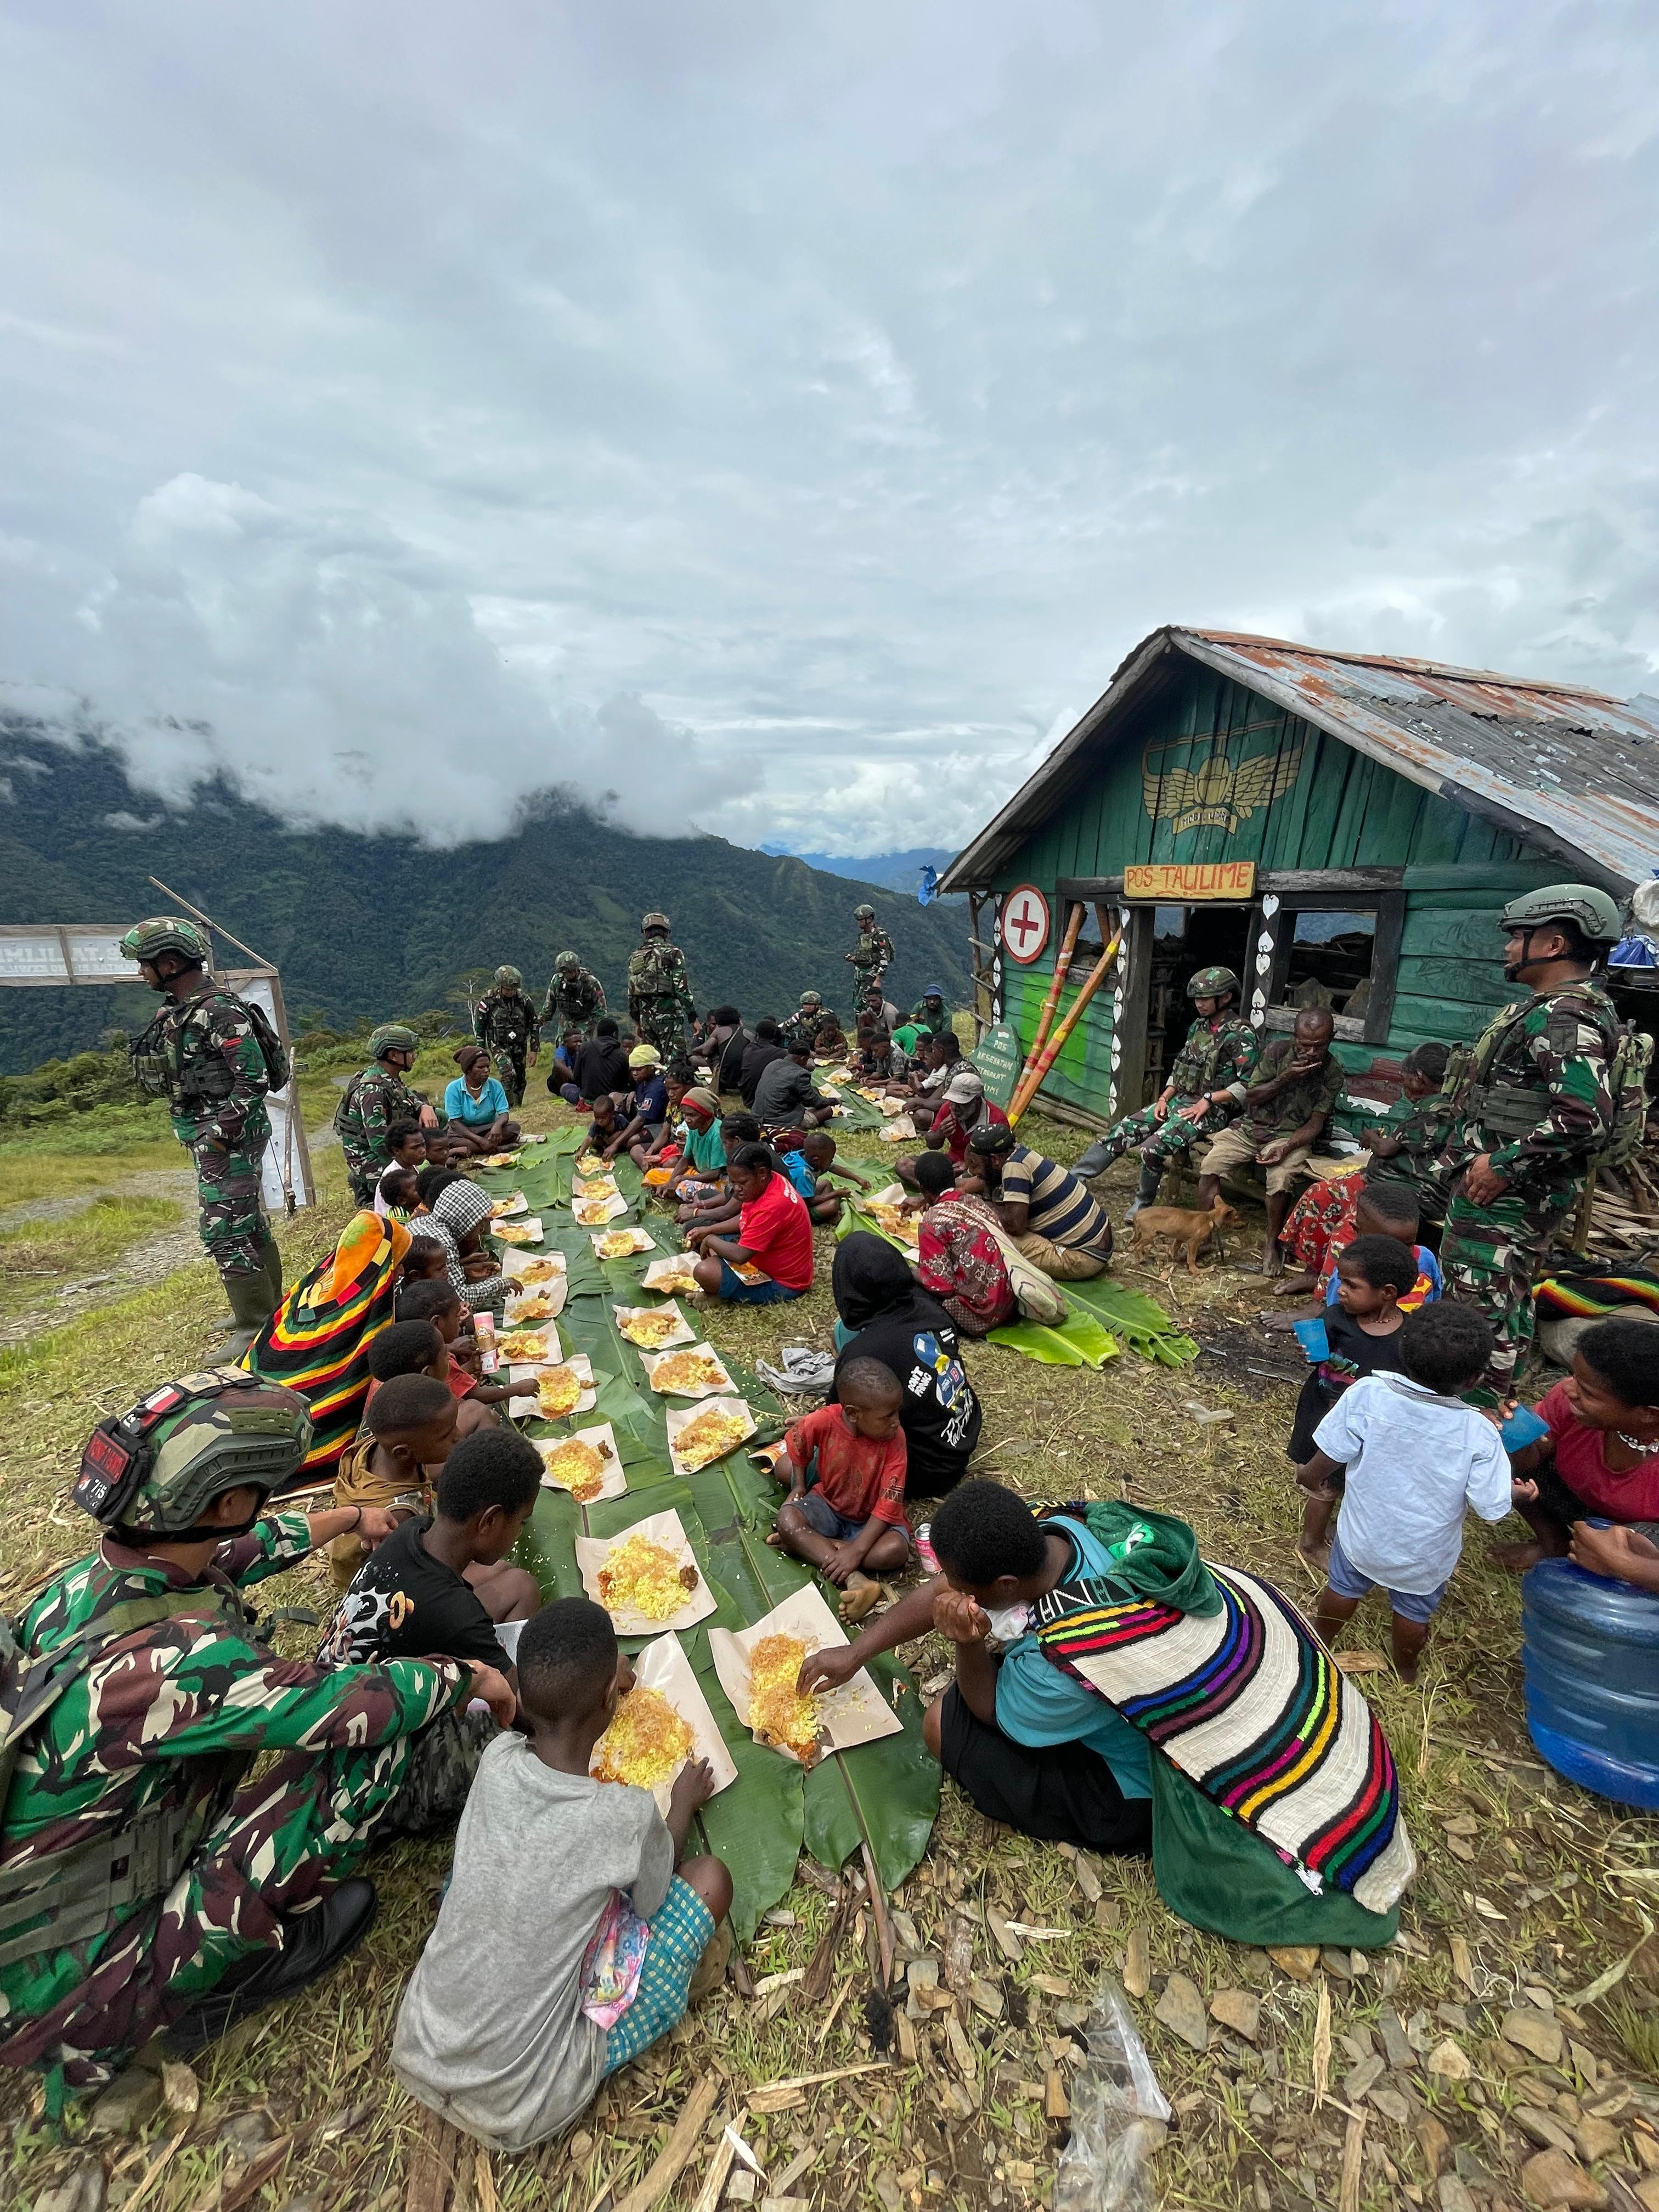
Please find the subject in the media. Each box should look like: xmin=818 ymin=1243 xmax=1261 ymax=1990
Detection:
xmin=1141 ymin=736 xmax=1304 ymax=836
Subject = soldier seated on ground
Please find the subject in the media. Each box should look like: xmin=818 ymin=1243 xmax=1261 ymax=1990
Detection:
xmin=1194 ymin=1006 xmax=1342 ymax=1273
xmin=0 ymin=1373 xmax=511 ymax=2091
xmin=336 ymin=1024 xmax=441 ymax=1208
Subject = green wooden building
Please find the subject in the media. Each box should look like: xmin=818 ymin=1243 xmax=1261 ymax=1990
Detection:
xmin=941 ymin=627 xmax=1659 ymax=1130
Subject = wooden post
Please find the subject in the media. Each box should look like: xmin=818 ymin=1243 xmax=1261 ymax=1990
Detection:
xmin=1008 ymin=933 xmax=1122 ymax=1125
xmin=1015 ymin=901 xmax=1083 ymax=1093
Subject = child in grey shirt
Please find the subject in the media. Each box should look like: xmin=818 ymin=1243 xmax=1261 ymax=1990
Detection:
xmin=393 ymin=1600 xmax=731 ymax=2151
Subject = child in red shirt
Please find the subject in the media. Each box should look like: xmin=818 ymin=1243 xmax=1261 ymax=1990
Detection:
xmin=392 ymin=1280 xmax=516 ymax=1429
xmin=1503 ymin=1317 xmax=1659 ymax=1578
xmin=772 ymin=1359 xmax=911 ymax=1621
xmin=687 ymin=1143 xmax=815 ymax=1305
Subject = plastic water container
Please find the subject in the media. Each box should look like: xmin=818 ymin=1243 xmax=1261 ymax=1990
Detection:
xmin=1522 ymin=1556 xmax=1659 ymax=1810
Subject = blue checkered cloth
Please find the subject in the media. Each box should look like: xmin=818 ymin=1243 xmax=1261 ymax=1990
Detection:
xmin=600 ymin=1876 xmax=716 ymax=2074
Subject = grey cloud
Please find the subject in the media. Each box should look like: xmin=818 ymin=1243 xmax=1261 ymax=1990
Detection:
xmin=0 ymin=1 xmax=1654 ymax=854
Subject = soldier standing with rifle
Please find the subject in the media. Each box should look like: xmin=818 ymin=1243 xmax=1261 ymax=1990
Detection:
xmin=627 ymin=912 xmax=696 ymax=1060
xmin=121 ymin=917 xmax=286 ymax=1356
xmin=846 ymin=902 xmax=894 ymax=991
xmin=472 ymin=966 xmax=539 ymax=1107
xmin=1435 ymin=884 xmax=1625 ymax=1392
xmin=541 ymin=950 xmax=606 ymax=1037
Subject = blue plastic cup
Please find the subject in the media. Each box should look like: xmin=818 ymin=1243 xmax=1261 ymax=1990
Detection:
xmin=1293 ymin=1317 xmax=1330 ymax=1363
xmin=1501 ymin=1404 xmax=1550 ymax=1453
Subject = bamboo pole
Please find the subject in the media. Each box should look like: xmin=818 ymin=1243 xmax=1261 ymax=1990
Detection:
xmin=1007 ymin=931 xmax=1122 ymax=1125
xmin=1014 ymin=901 xmax=1084 ymax=1093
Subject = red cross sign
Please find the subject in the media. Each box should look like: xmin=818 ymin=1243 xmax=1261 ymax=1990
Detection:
xmin=1001 ymin=884 xmax=1051 ymax=965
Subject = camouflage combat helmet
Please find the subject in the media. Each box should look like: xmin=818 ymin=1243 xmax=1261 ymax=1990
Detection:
xmin=120 ymin=916 xmax=210 ymax=969
xmin=369 ymin=1022 xmax=420 ymax=1059
xmin=854 ymin=903 xmax=876 ymax=921
xmin=494 ymin=965 xmax=523 ymax=988
xmin=641 ymin=911 xmax=670 ymax=933
xmin=554 ymin=951 xmax=580 ymax=971
xmin=798 ymin=990 xmax=822 ymax=1007
xmin=1499 ymin=884 xmax=1622 ymax=945
xmin=1187 ymin=966 xmax=1242 ymax=1002
xmin=74 ymin=1369 xmax=311 ymax=1535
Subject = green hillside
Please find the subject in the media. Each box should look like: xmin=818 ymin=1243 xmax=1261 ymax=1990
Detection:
xmin=0 ymin=723 xmax=969 ymax=1073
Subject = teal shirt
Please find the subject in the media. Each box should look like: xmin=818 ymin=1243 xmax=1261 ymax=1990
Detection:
xmin=682 ymin=1119 xmax=727 ymax=1175
xmin=994 ymin=1518 xmax=1153 ymax=1799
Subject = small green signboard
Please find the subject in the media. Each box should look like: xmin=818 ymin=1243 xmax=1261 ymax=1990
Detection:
xmin=974 ymin=1020 xmax=1024 ymax=1110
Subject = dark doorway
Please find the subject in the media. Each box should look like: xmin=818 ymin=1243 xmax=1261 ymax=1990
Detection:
xmin=1142 ymin=904 xmax=1254 ymax=1100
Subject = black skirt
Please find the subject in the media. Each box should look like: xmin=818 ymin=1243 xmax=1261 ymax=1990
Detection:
xmin=937 ymin=1688 xmax=1153 ymax=1855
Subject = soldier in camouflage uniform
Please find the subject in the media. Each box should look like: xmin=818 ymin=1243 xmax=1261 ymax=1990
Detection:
xmin=845 ymin=902 xmax=895 ymax=990
xmin=781 ymin=990 xmax=831 ymax=1052
xmin=334 ymin=1024 xmax=437 ymax=1206
xmin=541 ymin=949 xmax=606 ymax=1036
xmin=122 ymin=917 xmax=284 ymax=1352
xmin=1434 ymin=884 xmax=1624 ymax=1392
xmin=472 ymin=966 xmax=540 ymax=1107
xmin=1074 ymin=966 xmax=1258 ymax=1214
xmin=627 ymin=911 xmax=696 ymax=1060
xmin=0 ymin=1372 xmax=510 ymax=2093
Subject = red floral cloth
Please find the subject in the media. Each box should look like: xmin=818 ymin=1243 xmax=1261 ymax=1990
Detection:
xmin=918 ymin=1193 xmax=1018 ymax=1336
xmin=1280 ymin=1172 xmax=1364 ymax=1278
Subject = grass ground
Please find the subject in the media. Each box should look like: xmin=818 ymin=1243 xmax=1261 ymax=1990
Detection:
xmin=3 ymin=1066 xmax=1658 ymax=2212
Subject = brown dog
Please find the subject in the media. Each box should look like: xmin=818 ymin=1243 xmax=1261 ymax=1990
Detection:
xmin=1128 ymin=1199 xmax=1238 ymax=1274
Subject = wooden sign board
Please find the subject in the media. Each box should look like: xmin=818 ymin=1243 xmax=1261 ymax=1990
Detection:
xmin=973 ymin=1021 xmax=1024 ymax=1111
xmin=1122 ymin=861 xmax=1256 ymax=901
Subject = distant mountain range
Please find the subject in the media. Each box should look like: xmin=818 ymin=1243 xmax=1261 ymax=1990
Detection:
xmin=0 ymin=724 xmax=970 ymax=1075
xmin=762 ymin=844 xmax=961 ymax=898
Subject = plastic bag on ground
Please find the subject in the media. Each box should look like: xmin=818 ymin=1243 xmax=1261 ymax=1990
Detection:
xmin=1054 ymin=1974 xmax=1172 ymax=2212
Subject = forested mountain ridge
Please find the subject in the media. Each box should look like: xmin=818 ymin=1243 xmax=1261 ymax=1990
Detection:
xmin=0 ymin=724 xmax=970 ymax=1073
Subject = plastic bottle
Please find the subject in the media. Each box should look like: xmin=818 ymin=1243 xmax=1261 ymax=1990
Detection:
xmin=1522 ymin=1555 xmax=1659 ymax=1811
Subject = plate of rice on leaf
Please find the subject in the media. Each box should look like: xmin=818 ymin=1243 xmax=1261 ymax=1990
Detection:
xmin=591 ymin=1225 xmax=656 ymax=1259
xmin=574 ymin=1173 xmax=622 ymax=1200
xmin=589 ymin=1633 xmax=736 ymax=1812
xmin=614 ymin=1301 xmax=695 ymax=1351
xmin=492 ymin=1217 xmax=545 ymax=1245
xmin=709 ymin=1583 xmax=903 ymax=1767
xmin=510 ymin=1355 xmax=596 ymax=1423
xmin=640 ymin=1343 xmax=734 ymax=1398
xmin=665 ymin=1396 xmax=756 ymax=1476
xmin=641 ymin=1254 xmax=702 ymax=1296
xmin=537 ymin=1423 xmax=625 ymax=1503
xmin=504 ymin=1285 xmax=565 ymax=1325
xmin=503 ymin=1249 xmax=566 ymax=1284
xmin=489 ymin=1191 xmax=531 ymax=1218
xmin=573 ymin=1193 xmax=629 ymax=1226
xmin=495 ymin=1322 xmax=562 ymax=1366
xmin=478 ymin=1150 xmax=523 ymax=1170
xmin=577 ymin=1509 xmax=716 ymax=1634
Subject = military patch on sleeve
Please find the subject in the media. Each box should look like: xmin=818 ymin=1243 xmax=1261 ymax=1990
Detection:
xmin=1547 ymin=1008 xmax=1596 ymax=1058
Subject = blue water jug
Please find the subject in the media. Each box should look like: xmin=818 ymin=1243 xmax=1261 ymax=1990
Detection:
xmin=1522 ymin=1556 xmax=1659 ymax=1810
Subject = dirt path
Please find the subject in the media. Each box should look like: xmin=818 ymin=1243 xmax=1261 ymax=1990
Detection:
xmin=0 ymin=1167 xmax=206 ymax=1346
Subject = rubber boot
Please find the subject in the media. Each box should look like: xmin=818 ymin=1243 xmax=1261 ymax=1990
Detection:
xmin=217 ymin=1268 xmax=278 ymax=1363
xmin=1123 ymin=1160 xmax=1163 ymax=1223
xmin=259 ymin=1229 xmax=285 ymax=1307
xmin=1074 ymin=1135 xmax=1116 ymax=1180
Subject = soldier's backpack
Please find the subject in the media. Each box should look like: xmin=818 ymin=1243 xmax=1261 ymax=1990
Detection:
xmin=1602 ymin=1022 xmax=1656 ymax=1170
xmin=0 ymin=1591 xmax=224 ymax=1967
xmin=131 ymin=989 xmax=289 ymax=1105
xmin=629 ymin=942 xmax=676 ymax=999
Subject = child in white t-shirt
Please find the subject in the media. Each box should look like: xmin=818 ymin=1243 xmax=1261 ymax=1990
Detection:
xmin=1294 ymin=1302 xmax=1522 ymax=1683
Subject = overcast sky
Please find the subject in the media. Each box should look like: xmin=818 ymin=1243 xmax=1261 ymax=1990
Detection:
xmin=1 ymin=2 xmax=1655 ymax=859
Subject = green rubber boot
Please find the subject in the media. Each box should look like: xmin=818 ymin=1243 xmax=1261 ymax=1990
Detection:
xmin=1124 ymin=1159 xmax=1163 ymax=1223
xmin=218 ymin=1268 xmax=278 ymax=1363
xmin=260 ymin=1229 xmax=285 ymax=1306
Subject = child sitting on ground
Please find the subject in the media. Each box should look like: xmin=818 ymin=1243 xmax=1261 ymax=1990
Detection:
xmin=392 ymin=1598 xmax=732 ymax=2152
xmin=1296 ymin=1302 xmax=1515 ymax=1683
xmin=319 ymin=1428 xmax=540 ymax=1675
xmin=585 ymin=1093 xmax=628 ymax=1161
xmin=384 ymin=1118 xmax=430 ymax=1177
xmin=374 ymin=1302 xmax=512 ymax=1430
xmin=397 ymin=1277 xmax=518 ymax=1414
xmin=376 ymin=1164 xmax=422 ymax=1224
xmin=1288 ymin=1235 xmax=1419 ymax=1566
xmin=332 ymin=1372 xmax=459 ymax=1588
xmin=402 ymin=1237 xmax=450 ymax=1284
xmin=633 ymin=1059 xmax=697 ymax=1173
xmin=675 ymin=1113 xmax=760 ymax=1235
xmin=771 ymin=1357 xmax=912 ymax=1621
xmin=1500 ymin=1317 xmax=1659 ymax=1578
xmin=779 ymin=1129 xmax=871 ymax=1226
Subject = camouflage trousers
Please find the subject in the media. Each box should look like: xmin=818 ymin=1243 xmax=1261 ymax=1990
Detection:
xmin=1094 ymin=1098 xmax=1231 ymax=1171
xmin=188 ymin=1131 xmax=268 ymax=1280
xmin=378 ymin=1707 xmax=495 ymax=1837
xmin=0 ymin=1736 xmax=411 ymax=2090
xmin=635 ymin=1010 xmax=687 ymax=1060
xmin=341 ymin=1139 xmax=384 ymax=1209
xmin=488 ymin=1046 xmax=528 ymax=1108
xmin=1438 ymin=1183 xmax=1578 ymax=1389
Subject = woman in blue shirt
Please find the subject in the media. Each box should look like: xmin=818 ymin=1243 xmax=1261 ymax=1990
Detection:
xmin=442 ymin=1043 xmax=518 ymax=1156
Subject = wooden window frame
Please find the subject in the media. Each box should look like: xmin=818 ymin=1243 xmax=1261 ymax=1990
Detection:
xmin=1250 ymin=884 xmax=1404 ymax=1047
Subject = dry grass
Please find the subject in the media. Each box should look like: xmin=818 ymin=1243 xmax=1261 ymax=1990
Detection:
xmin=4 ymin=1084 xmax=1659 ymax=2212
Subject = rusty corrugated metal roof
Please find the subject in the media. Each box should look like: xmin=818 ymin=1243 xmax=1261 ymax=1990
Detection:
xmin=940 ymin=625 xmax=1659 ymax=893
